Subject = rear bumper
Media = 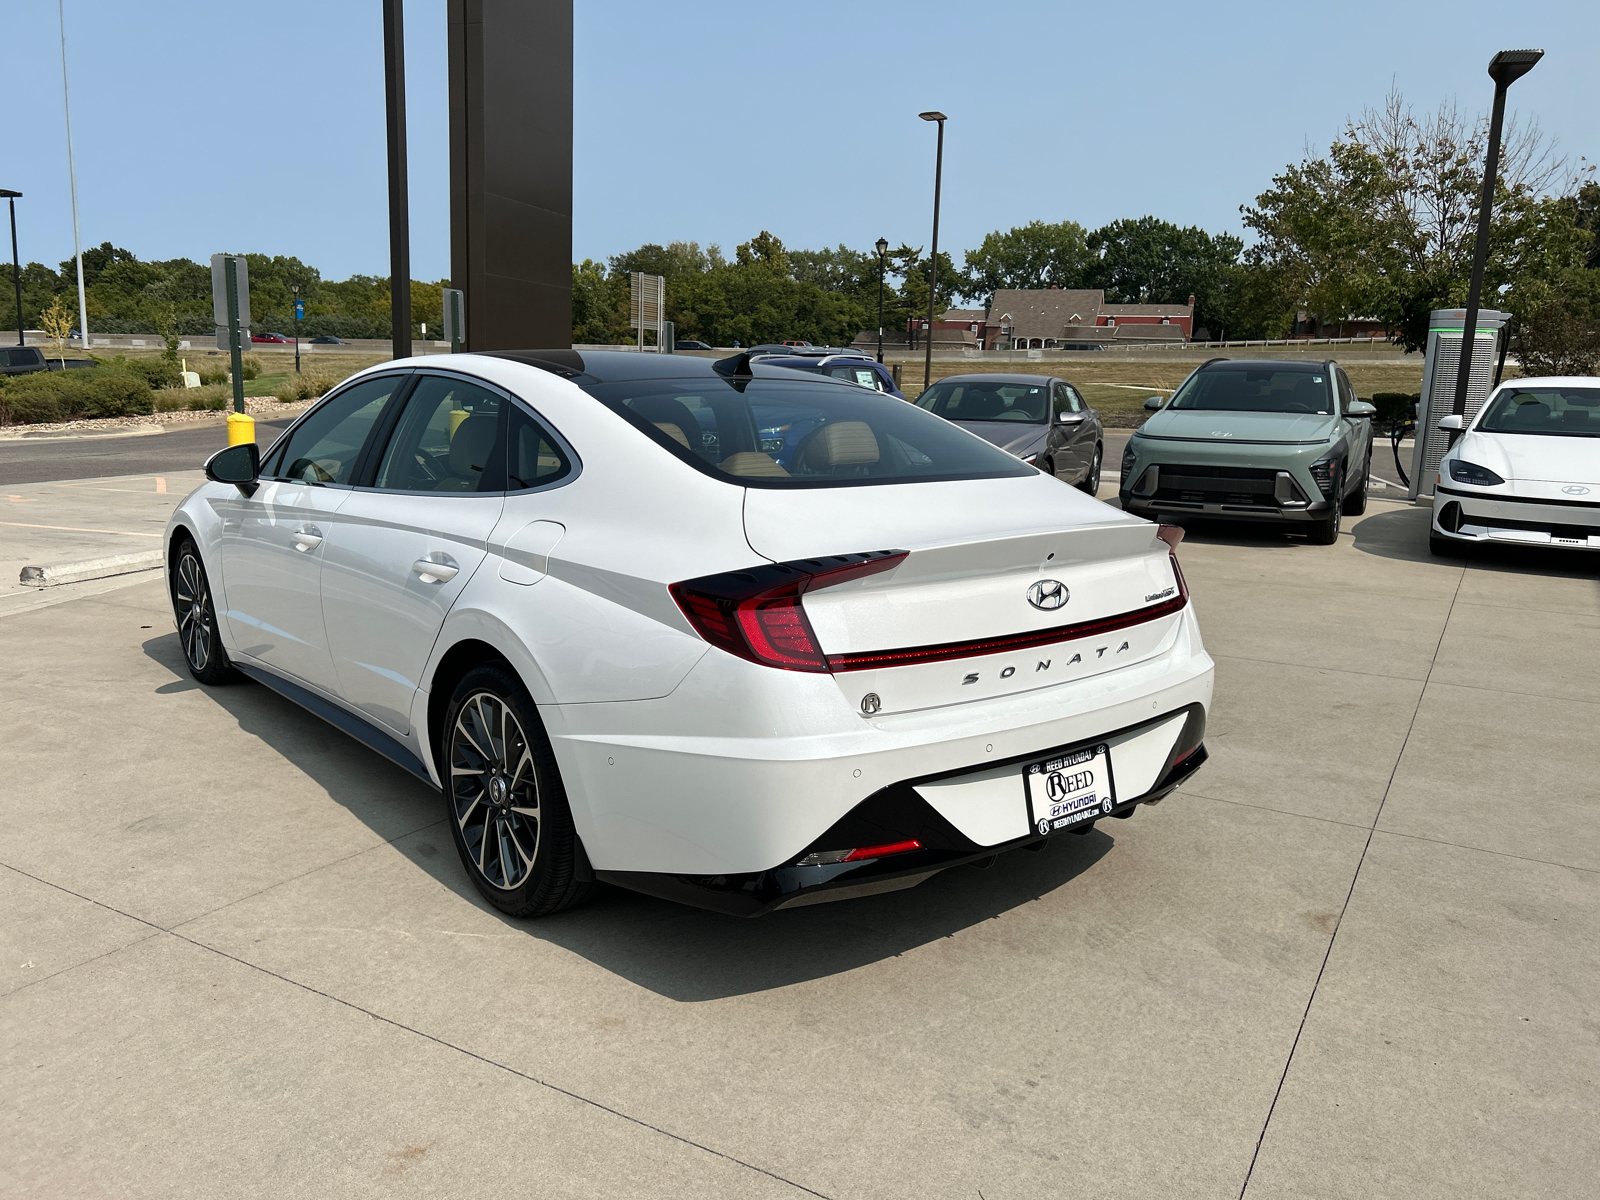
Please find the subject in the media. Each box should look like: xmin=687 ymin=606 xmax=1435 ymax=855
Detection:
xmin=548 ymin=606 xmax=1213 ymax=879
xmin=598 ymin=706 xmax=1207 ymax=916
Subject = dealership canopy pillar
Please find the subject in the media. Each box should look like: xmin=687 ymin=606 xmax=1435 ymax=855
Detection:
xmin=448 ymin=0 xmax=573 ymax=352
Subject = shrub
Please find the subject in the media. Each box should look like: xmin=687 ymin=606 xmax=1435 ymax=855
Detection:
xmin=194 ymin=354 xmax=261 ymax=385
xmin=82 ymin=373 xmax=155 ymax=418
xmin=0 ymin=366 xmax=153 ymax=422
xmin=273 ymin=369 xmax=346 ymax=403
xmin=1369 ymin=392 xmax=1420 ymax=425
xmin=124 ymin=357 xmax=182 ymax=390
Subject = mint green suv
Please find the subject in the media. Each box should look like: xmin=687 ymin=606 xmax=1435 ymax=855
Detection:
xmin=1119 ymin=359 xmax=1376 ymax=544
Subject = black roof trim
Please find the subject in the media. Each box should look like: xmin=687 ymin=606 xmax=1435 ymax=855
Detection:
xmin=480 ymin=349 xmax=588 ymax=378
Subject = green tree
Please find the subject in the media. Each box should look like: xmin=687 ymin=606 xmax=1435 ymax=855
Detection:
xmin=958 ymin=220 xmax=1090 ymax=302
xmin=1086 ymin=216 xmax=1243 ymax=339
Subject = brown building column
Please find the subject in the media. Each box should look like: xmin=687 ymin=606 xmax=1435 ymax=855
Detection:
xmin=448 ymin=0 xmax=573 ymax=350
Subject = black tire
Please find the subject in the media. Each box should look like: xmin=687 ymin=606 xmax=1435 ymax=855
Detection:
xmin=169 ymin=536 xmax=236 ymax=685
xmin=1079 ymin=444 xmax=1103 ymax=495
xmin=1039 ymin=456 xmax=1056 ymax=480
xmin=1342 ymin=451 xmax=1369 ymax=516
xmin=441 ymin=663 xmax=595 ymax=918
xmin=1307 ymin=468 xmax=1343 ymax=544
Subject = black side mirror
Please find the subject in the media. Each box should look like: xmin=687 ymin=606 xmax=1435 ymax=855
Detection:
xmin=205 ymin=442 xmax=261 ymax=496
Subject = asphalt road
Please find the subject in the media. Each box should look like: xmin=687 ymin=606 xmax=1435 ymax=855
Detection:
xmin=0 ymin=419 xmax=297 ymax=486
xmin=3 ymin=421 xmax=1131 ymax=490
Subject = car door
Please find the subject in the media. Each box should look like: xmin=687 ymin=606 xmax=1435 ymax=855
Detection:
xmin=1049 ymin=381 xmax=1090 ymax=479
xmin=1068 ymin=383 xmax=1103 ymax=485
xmin=216 ymin=373 xmax=406 ymax=692
xmin=318 ymin=372 xmax=511 ymax=734
xmin=1336 ymin=368 xmax=1368 ymax=486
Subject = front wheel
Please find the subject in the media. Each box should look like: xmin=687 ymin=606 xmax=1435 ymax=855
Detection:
xmin=442 ymin=663 xmax=596 ymax=918
xmin=170 ymin=537 xmax=235 ymax=685
xmin=1078 ymin=444 xmax=1103 ymax=495
xmin=1307 ymin=469 xmax=1343 ymax=545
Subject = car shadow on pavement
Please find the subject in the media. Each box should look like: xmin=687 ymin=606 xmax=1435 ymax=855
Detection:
xmin=394 ymin=824 xmax=1118 ymax=1002
xmin=1351 ymin=501 xmax=1600 ymax=582
xmin=143 ymin=628 xmax=1120 ymax=1000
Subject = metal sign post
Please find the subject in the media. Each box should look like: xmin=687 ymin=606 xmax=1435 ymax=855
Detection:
xmin=442 ymin=287 xmax=465 ymax=353
xmin=630 ymin=271 xmax=665 ymax=351
xmin=210 ymin=253 xmax=251 ymax=414
xmin=292 ymin=287 xmax=303 ymax=374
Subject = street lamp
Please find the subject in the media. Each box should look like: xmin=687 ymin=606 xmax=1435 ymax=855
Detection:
xmin=1451 ymin=48 xmax=1543 ymax=421
xmin=1 ymin=188 xmax=21 ymax=346
xmin=918 ymin=111 xmax=946 ymax=393
xmin=875 ymin=235 xmax=889 ymax=364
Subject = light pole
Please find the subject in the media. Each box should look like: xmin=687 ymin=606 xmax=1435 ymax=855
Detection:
xmin=2 ymin=189 xmax=21 ymax=345
xmin=918 ymin=111 xmax=946 ymax=393
xmin=875 ymin=235 xmax=888 ymax=364
xmin=291 ymin=283 xmax=301 ymax=374
xmin=384 ymin=0 xmax=412 ymax=361
xmin=1452 ymin=48 xmax=1543 ymax=420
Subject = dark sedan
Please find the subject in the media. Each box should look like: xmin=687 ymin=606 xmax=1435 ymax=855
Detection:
xmin=915 ymin=374 xmax=1104 ymax=493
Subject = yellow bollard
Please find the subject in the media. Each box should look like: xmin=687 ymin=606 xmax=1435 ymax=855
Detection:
xmin=227 ymin=412 xmax=256 ymax=446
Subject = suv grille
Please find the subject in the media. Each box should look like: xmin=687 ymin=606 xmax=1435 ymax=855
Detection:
xmin=1153 ymin=464 xmax=1280 ymax=509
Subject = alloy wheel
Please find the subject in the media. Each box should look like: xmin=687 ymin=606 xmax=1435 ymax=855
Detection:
xmin=1085 ymin=446 xmax=1102 ymax=493
xmin=450 ymin=690 xmax=541 ymax=890
xmin=174 ymin=550 xmax=214 ymax=672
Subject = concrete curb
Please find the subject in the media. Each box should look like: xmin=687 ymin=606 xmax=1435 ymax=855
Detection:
xmin=19 ymin=550 xmax=165 ymax=588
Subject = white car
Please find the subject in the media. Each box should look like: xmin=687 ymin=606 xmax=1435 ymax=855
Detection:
xmin=1431 ymin=376 xmax=1600 ymax=555
xmin=168 ymin=351 xmax=1214 ymax=917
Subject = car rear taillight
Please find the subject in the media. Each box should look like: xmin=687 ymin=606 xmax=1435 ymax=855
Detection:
xmin=670 ymin=550 xmax=909 ymax=672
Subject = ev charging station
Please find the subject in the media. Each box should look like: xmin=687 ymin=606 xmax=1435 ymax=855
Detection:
xmin=1408 ymin=307 xmax=1511 ymax=499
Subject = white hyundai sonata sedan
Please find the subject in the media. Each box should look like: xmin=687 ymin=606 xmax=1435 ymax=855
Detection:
xmin=1431 ymin=376 xmax=1600 ymax=556
xmin=167 ymin=350 xmax=1213 ymax=917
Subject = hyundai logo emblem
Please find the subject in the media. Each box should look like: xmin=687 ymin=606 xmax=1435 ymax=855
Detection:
xmin=1027 ymin=579 xmax=1069 ymax=610
xmin=860 ymin=693 xmax=881 ymax=715
xmin=1563 ymin=485 xmax=1591 ymax=496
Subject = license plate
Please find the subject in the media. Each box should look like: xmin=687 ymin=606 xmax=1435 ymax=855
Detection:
xmin=1025 ymin=743 xmax=1116 ymax=836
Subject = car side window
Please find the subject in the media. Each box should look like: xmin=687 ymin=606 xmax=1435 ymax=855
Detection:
xmin=1066 ymin=384 xmax=1085 ymax=412
xmin=372 ymin=374 xmax=506 ymax=493
xmin=1336 ymin=370 xmax=1356 ymax=414
xmin=267 ymin=375 xmax=404 ymax=484
xmin=1053 ymin=382 xmax=1080 ymax=415
xmin=505 ymin=404 xmax=575 ymax=491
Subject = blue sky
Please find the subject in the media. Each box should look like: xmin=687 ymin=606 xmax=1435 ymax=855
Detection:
xmin=5 ymin=0 xmax=1597 ymax=282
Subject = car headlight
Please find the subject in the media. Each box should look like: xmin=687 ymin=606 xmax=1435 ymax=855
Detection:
xmin=1309 ymin=457 xmax=1337 ymax=499
xmin=1120 ymin=445 xmax=1137 ymax=481
xmin=1021 ymin=452 xmax=1038 ymax=465
xmin=1448 ymin=459 xmax=1505 ymax=486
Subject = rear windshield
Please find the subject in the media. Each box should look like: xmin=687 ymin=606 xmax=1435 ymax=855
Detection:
xmin=1477 ymin=386 xmax=1600 ymax=437
xmin=1168 ymin=366 xmax=1333 ymax=415
xmin=583 ymin=375 xmax=1033 ymax=488
xmin=917 ymin=380 xmax=1049 ymax=423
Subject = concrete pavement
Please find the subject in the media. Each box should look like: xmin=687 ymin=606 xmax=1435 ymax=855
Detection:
xmin=2 ymin=491 xmax=1598 ymax=1197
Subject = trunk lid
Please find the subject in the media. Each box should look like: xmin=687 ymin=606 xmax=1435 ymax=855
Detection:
xmin=743 ymin=475 xmax=1185 ymax=714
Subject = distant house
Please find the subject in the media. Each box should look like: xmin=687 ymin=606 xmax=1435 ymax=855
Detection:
xmin=902 ymin=288 xmax=1194 ymax=349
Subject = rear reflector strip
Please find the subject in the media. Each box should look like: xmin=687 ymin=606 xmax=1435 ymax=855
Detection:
xmin=797 ymin=838 xmax=923 ymax=867
xmin=827 ymin=558 xmax=1189 ymax=673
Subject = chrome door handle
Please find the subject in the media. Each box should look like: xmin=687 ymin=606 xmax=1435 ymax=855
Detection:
xmin=412 ymin=559 xmax=459 ymax=584
xmin=291 ymin=530 xmax=323 ymax=552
